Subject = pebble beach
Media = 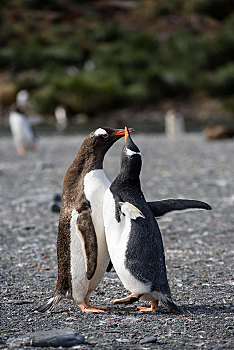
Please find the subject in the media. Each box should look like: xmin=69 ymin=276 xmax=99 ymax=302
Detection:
xmin=0 ymin=133 xmax=233 ymax=349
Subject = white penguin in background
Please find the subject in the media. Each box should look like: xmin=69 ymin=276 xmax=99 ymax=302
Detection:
xmin=9 ymin=90 xmax=36 ymax=155
xmin=165 ymin=109 xmax=185 ymax=137
xmin=55 ymin=106 xmax=68 ymax=131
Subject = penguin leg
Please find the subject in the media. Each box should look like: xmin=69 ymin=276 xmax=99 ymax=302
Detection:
xmin=113 ymin=293 xmax=142 ymax=305
xmin=17 ymin=146 xmax=26 ymax=155
xmin=137 ymin=300 xmax=159 ymax=312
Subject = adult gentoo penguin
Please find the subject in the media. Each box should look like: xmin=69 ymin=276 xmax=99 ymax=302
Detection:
xmin=103 ymin=127 xmax=181 ymax=313
xmin=37 ymin=127 xmax=132 ymax=314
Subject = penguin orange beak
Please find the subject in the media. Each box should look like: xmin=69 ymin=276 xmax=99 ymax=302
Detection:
xmin=114 ymin=128 xmax=134 ymax=137
xmin=125 ymin=126 xmax=133 ymax=144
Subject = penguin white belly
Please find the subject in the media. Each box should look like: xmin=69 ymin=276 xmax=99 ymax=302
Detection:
xmin=70 ymin=209 xmax=89 ymax=303
xmin=103 ymin=189 xmax=151 ymax=295
xmin=83 ymin=169 xmax=110 ymax=293
xmin=70 ymin=169 xmax=110 ymax=303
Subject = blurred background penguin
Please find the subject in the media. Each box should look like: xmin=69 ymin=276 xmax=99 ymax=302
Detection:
xmin=9 ymin=90 xmax=36 ymax=155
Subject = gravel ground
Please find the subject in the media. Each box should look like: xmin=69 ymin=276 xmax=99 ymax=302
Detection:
xmin=0 ymin=133 xmax=233 ymax=349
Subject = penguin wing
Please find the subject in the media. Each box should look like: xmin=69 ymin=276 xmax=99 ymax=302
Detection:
xmin=119 ymin=202 xmax=145 ymax=220
xmin=106 ymin=260 xmax=113 ymax=272
xmin=76 ymin=207 xmax=97 ymax=280
xmin=147 ymin=199 xmax=212 ymax=218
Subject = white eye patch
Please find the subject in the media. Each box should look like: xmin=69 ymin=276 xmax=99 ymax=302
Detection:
xmin=93 ymin=128 xmax=108 ymax=137
xmin=125 ymin=148 xmax=141 ymax=156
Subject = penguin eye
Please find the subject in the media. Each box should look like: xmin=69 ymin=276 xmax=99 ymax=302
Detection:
xmin=102 ymin=133 xmax=108 ymax=139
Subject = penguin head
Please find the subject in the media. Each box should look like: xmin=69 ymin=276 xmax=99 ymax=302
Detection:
xmin=87 ymin=127 xmax=134 ymax=155
xmin=120 ymin=127 xmax=142 ymax=179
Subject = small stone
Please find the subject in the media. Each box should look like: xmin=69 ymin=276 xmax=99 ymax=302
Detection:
xmin=7 ymin=299 xmax=34 ymax=305
xmin=6 ymin=329 xmax=85 ymax=348
xmin=139 ymin=336 xmax=157 ymax=344
xmin=53 ymin=194 xmax=62 ymax=202
xmin=50 ymin=203 xmax=61 ymax=213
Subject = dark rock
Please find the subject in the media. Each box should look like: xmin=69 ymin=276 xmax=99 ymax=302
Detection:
xmin=7 ymin=299 xmax=34 ymax=305
xmin=140 ymin=337 xmax=157 ymax=344
xmin=51 ymin=203 xmax=61 ymax=213
xmin=140 ymin=336 xmax=157 ymax=344
xmin=53 ymin=194 xmax=62 ymax=202
xmin=6 ymin=329 xmax=85 ymax=348
xmin=50 ymin=194 xmax=62 ymax=213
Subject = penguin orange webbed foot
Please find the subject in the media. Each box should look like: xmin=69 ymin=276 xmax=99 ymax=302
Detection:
xmin=78 ymin=302 xmax=107 ymax=313
xmin=83 ymin=307 xmax=107 ymax=314
xmin=137 ymin=300 xmax=158 ymax=312
xmin=113 ymin=293 xmax=142 ymax=305
xmin=92 ymin=306 xmax=108 ymax=311
xmin=79 ymin=299 xmax=108 ymax=313
xmin=137 ymin=306 xmax=153 ymax=312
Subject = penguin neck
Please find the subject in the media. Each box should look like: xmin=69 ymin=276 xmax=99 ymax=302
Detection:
xmin=119 ymin=155 xmax=142 ymax=185
xmin=63 ymin=149 xmax=105 ymax=197
xmin=118 ymin=166 xmax=141 ymax=187
xmin=73 ymin=148 xmax=105 ymax=174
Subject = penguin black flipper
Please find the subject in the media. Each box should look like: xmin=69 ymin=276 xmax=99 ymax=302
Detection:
xmin=148 ymin=199 xmax=211 ymax=218
xmin=76 ymin=204 xmax=98 ymax=280
xmin=114 ymin=194 xmax=123 ymax=222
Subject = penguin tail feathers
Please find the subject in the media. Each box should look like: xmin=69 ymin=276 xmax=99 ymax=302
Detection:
xmin=35 ymin=293 xmax=63 ymax=313
xmin=161 ymin=296 xmax=181 ymax=314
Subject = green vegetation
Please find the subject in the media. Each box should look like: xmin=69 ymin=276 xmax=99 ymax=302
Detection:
xmin=0 ymin=0 xmax=234 ymax=116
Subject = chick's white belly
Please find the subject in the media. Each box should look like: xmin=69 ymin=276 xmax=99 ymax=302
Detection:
xmin=103 ymin=189 xmax=151 ymax=295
